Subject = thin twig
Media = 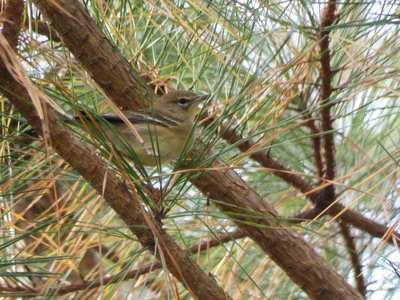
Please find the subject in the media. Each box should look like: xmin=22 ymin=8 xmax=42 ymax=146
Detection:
xmin=297 ymin=91 xmax=324 ymax=180
xmin=306 ymin=118 xmax=324 ymax=180
xmin=24 ymin=19 xmax=62 ymax=42
xmin=339 ymin=221 xmax=366 ymax=298
xmin=0 ymin=230 xmax=246 ymax=296
xmin=292 ymin=207 xmax=321 ymax=222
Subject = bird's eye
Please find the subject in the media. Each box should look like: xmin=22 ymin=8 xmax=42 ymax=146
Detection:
xmin=177 ymin=98 xmax=190 ymax=105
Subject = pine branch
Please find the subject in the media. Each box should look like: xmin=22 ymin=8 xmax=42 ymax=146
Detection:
xmin=33 ymin=0 xmax=152 ymax=110
xmin=2 ymin=0 xmax=23 ymax=50
xmin=188 ymin=151 xmax=362 ymax=299
xmin=0 ymin=43 xmax=231 ymax=300
xmin=24 ymin=19 xmax=62 ymax=42
xmin=339 ymin=221 xmax=366 ymax=298
xmin=318 ymin=0 xmax=337 ymax=206
xmin=0 ymin=230 xmax=246 ymax=296
xmin=202 ymin=117 xmax=400 ymax=245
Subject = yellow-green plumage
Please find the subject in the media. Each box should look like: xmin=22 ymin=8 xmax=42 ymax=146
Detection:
xmin=77 ymin=90 xmax=208 ymax=166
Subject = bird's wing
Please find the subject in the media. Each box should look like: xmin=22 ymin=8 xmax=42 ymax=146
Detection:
xmin=76 ymin=111 xmax=180 ymax=128
xmin=102 ymin=111 xmax=181 ymax=128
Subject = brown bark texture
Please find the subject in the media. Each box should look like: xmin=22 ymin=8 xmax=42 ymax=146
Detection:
xmin=0 ymin=65 xmax=231 ymax=299
xmin=33 ymin=0 xmax=153 ymax=110
xmin=189 ymin=154 xmax=362 ymax=299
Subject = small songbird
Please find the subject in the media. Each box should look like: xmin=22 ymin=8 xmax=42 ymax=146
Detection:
xmin=76 ymin=90 xmax=208 ymax=166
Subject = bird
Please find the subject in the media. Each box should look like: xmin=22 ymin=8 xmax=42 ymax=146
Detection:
xmin=75 ymin=90 xmax=209 ymax=166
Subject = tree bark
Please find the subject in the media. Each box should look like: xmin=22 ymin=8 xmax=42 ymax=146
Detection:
xmin=189 ymin=154 xmax=362 ymax=299
xmin=0 ymin=39 xmax=231 ymax=300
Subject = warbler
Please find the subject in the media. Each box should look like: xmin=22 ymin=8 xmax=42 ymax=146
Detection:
xmin=76 ymin=90 xmax=208 ymax=166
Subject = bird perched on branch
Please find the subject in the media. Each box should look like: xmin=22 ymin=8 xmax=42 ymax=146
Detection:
xmin=74 ymin=90 xmax=209 ymax=166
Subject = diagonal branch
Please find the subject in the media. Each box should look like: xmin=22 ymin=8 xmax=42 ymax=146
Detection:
xmin=32 ymin=0 xmax=153 ymax=110
xmin=188 ymin=152 xmax=362 ymax=299
xmin=205 ymin=119 xmax=399 ymax=245
xmin=0 ymin=40 xmax=231 ymax=300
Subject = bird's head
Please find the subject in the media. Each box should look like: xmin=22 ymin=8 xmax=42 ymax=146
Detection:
xmin=152 ymin=90 xmax=209 ymax=125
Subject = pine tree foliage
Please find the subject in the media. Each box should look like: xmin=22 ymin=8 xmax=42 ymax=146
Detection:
xmin=0 ymin=1 xmax=399 ymax=299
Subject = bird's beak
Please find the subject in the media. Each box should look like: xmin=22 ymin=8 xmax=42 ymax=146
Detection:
xmin=192 ymin=94 xmax=209 ymax=103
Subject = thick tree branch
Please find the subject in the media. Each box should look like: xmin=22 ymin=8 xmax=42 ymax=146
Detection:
xmin=188 ymin=153 xmax=362 ymax=299
xmin=33 ymin=0 xmax=153 ymax=110
xmin=2 ymin=0 xmax=24 ymax=50
xmin=0 ymin=41 xmax=231 ymax=300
